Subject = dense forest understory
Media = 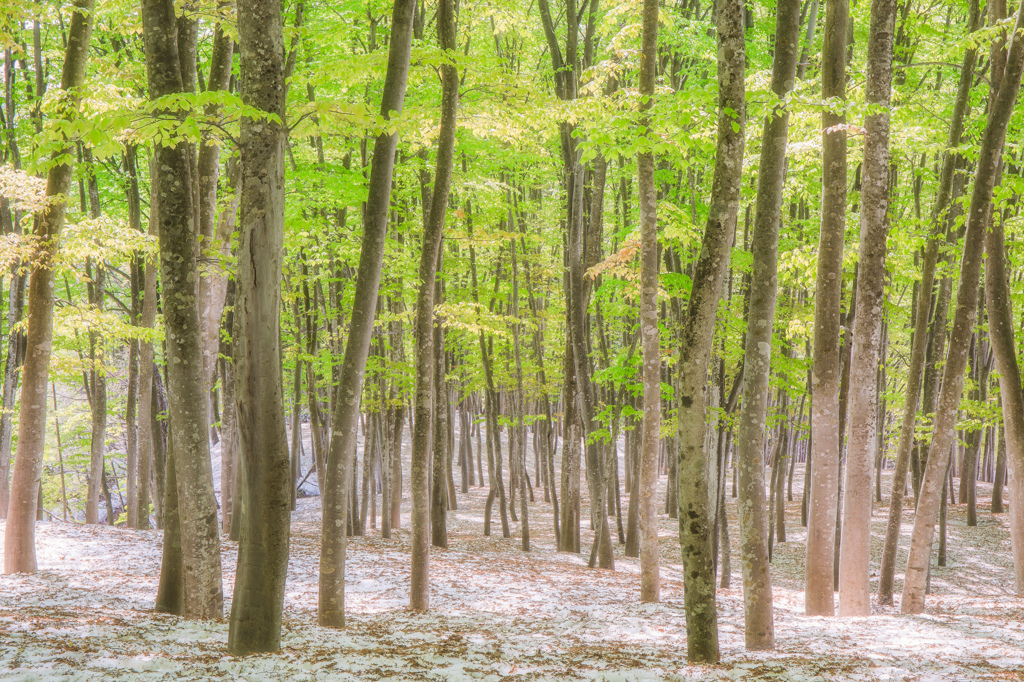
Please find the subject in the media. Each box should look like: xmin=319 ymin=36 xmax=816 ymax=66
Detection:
xmin=2 ymin=434 xmax=1023 ymax=680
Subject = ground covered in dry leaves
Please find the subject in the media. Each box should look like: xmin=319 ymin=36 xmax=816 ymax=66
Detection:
xmin=2 ymin=445 xmax=1023 ymax=680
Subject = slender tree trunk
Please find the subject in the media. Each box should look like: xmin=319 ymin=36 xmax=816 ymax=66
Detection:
xmin=142 ymin=0 xmax=223 ymax=619
xmin=902 ymin=0 xmax=1024 ymax=613
xmin=220 ymin=282 xmax=238 ymax=533
xmin=318 ymin=0 xmax=415 ymax=628
xmin=410 ymin=0 xmax=458 ymax=603
xmin=625 ymin=423 xmax=640 ymax=555
xmin=155 ymin=441 xmax=184 ymax=614
xmin=797 ymin=0 xmax=820 ymax=80
xmin=196 ymin=22 xmax=234 ymax=445
xmin=838 ymin=0 xmax=897 ymax=617
xmin=84 ymin=147 xmax=108 ymax=526
xmin=391 ymin=399 xmax=406 ymax=530
xmin=0 ymin=269 xmax=25 ymax=522
xmin=509 ymin=237 xmax=529 ymax=551
xmin=125 ymin=147 xmax=143 ymax=527
xmin=0 ymin=64 xmax=24 ymax=513
xmin=86 ymin=260 xmax=107 ymax=525
xmin=732 ymin=0 xmax=800 ymax=646
xmin=430 ymin=299 xmax=450 ymax=548
xmin=994 ymin=425 xmax=1007 ymax=512
xmin=134 ymin=160 xmax=159 ymax=531
xmin=675 ymin=0 xmax=745 ymax=661
xmin=877 ymin=0 xmax=981 ymax=603
xmin=152 ymin=370 xmax=168 ymax=527
xmin=3 ymin=0 xmax=94 ymax=573
xmin=985 ymin=206 xmax=1024 ymax=590
xmin=637 ymin=0 xmax=662 ymax=603
xmin=805 ymin=0 xmax=849 ymax=617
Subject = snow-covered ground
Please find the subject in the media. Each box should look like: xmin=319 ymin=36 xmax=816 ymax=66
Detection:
xmin=2 ymin=431 xmax=1023 ymax=680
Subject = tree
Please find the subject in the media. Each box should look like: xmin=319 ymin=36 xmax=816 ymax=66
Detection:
xmin=637 ymin=0 xmax=661 ymax=605
xmin=410 ymin=0 xmax=460 ymax=611
xmin=676 ymin=0 xmax=746 ymax=662
xmin=3 ymin=0 xmax=95 ymax=574
xmin=901 ymin=0 xmax=1024 ymax=614
xmin=228 ymin=0 xmax=291 ymax=654
xmin=805 ymin=0 xmax=849 ymax=618
xmin=876 ymin=0 xmax=982 ymax=605
xmin=734 ymin=0 xmax=801 ymax=647
xmin=141 ymin=0 xmax=222 ymax=620
xmin=838 ymin=0 xmax=898 ymax=617
xmin=318 ymin=0 xmax=416 ymax=628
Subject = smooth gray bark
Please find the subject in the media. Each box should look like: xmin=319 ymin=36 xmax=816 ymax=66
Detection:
xmin=805 ymin=0 xmax=848 ymax=617
xmin=3 ymin=0 xmax=94 ymax=574
xmin=637 ymin=0 xmax=661 ymax=604
xmin=901 ymin=0 xmax=1024 ymax=613
xmin=676 ymin=0 xmax=745 ymax=662
xmin=319 ymin=0 xmax=415 ymax=627
xmin=734 ymin=0 xmax=800 ymax=646
xmin=838 ymin=0 xmax=897 ymax=617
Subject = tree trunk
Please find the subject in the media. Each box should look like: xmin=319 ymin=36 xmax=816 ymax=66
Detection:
xmin=994 ymin=425 xmax=1007 ymax=513
xmin=838 ymin=0 xmax=897 ymax=617
xmin=134 ymin=160 xmax=159 ymax=531
xmin=625 ymin=424 xmax=640 ymax=556
xmin=805 ymin=0 xmax=849 ymax=617
xmin=675 ymin=0 xmax=745 ymax=661
xmin=152 ymin=369 xmax=168 ymax=528
xmin=430 ymin=300 xmax=450 ymax=549
xmin=637 ymin=0 xmax=662 ymax=604
xmin=732 ymin=0 xmax=800 ymax=646
xmin=510 ymin=237 xmax=529 ymax=551
xmin=315 ymin=0 xmax=414 ymax=629
xmin=391 ymin=399 xmax=406 ymax=531
xmin=155 ymin=441 xmax=184 ymax=615
xmin=3 ymin=0 xmax=94 ymax=574
xmin=227 ymin=0 xmax=290 ymax=653
xmin=878 ymin=0 xmax=980 ymax=607
xmin=984 ymin=27 xmax=1024 ymax=591
xmin=901 ymin=0 xmax=1024 ymax=614
xmin=0 ymin=269 xmax=25 ymax=522
xmin=142 ymin=0 xmax=223 ymax=619
xmin=196 ymin=22 xmax=234 ymax=444
xmin=86 ymin=260 xmax=107 ymax=525
xmin=409 ymin=0 xmax=457 ymax=607
xmin=124 ymin=146 xmax=143 ymax=528
xmin=220 ymin=281 xmax=238 ymax=534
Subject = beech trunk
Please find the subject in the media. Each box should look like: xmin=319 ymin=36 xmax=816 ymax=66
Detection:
xmin=3 ymin=0 xmax=94 ymax=574
xmin=901 ymin=0 xmax=1024 ymax=613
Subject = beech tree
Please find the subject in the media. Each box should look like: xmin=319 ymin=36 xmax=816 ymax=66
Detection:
xmin=3 ymin=0 xmax=95 ymax=574
xmin=228 ymin=0 xmax=291 ymax=654
xmin=676 ymin=0 xmax=746 ymax=662
xmin=318 ymin=0 xmax=416 ymax=628
xmin=805 ymin=0 xmax=849 ymax=618
xmin=902 ymin=0 xmax=1024 ymax=614
xmin=410 ymin=0 xmax=459 ymax=611
xmin=636 ymin=0 xmax=660 ymax=605
xmin=141 ymin=0 xmax=222 ymax=620
xmin=838 ymin=0 xmax=897 ymax=617
xmin=734 ymin=0 xmax=801 ymax=647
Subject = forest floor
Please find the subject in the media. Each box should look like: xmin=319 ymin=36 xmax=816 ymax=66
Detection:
xmin=2 ymin=431 xmax=1024 ymax=680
